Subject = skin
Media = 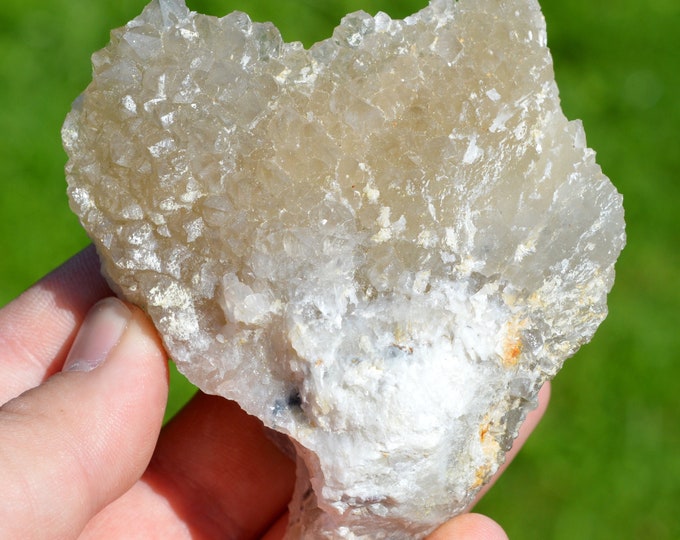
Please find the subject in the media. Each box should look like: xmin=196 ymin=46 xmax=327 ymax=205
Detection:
xmin=0 ymin=246 xmax=550 ymax=539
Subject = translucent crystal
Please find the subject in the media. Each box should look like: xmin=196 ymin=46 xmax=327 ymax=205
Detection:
xmin=63 ymin=0 xmax=625 ymax=537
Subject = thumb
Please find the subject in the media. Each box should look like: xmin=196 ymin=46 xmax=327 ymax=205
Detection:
xmin=0 ymin=297 xmax=168 ymax=540
xmin=427 ymin=513 xmax=509 ymax=540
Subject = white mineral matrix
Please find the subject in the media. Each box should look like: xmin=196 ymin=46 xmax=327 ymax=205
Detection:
xmin=63 ymin=0 xmax=625 ymax=537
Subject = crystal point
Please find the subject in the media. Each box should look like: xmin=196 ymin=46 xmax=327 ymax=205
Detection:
xmin=63 ymin=0 xmax=625 ymax=537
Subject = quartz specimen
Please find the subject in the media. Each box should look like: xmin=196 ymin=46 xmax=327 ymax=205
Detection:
xmin=62 ymin=0 xmax=626 ymax=537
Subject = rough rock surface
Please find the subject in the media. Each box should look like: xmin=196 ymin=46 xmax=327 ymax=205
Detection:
xmin=63 ymin=0 xmax=625 ymax=537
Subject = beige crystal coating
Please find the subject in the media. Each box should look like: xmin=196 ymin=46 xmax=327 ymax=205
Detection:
xmin=63 ymin=0 xmax=625 ymax=537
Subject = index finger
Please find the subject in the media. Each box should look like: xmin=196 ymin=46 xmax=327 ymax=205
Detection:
xmin=470 ymin=382 xmax=551 ymax=506
xmin=0 ymin=245 xmax=112 ymax=403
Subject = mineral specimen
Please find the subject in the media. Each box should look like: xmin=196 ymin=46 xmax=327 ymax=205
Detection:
xmin=62 ymin=0 xmax=625 ymax=537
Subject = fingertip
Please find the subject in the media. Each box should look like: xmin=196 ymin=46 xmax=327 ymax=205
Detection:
xmin=62 ymin=297 xmax=133 ymax=373
xmin=470 ymin=380 xmax=552 ymax=506
xmin=428 ymin=513 xmax=508 ymax=540
xmin=86 ymin=298 xmax=169 ymax=466
xmin=537 ymin=380 xmax=551 ymax=413
xmin=510 ymin=380 xmax=551 ymax=453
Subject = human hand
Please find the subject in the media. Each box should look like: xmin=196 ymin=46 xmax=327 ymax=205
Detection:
xmin=0 ymin=246 xmax=548 ymax=539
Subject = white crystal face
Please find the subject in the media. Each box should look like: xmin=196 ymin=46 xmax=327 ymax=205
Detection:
xmin=63 ymin=0 xmax=625 ymax=537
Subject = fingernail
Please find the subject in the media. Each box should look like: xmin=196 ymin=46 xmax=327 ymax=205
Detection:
xmin=63 ymin=297 xmax=132 ymax=372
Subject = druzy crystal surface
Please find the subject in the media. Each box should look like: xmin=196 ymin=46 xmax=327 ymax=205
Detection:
xmin=63 ymin=0 xmax=625 ymax=537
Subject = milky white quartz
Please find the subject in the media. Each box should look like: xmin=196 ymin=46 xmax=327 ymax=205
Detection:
xmin=63 ymin=0 xmax=625 ymax=537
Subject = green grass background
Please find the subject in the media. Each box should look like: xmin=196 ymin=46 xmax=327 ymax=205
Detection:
xmin=1 ymin=0 xmax=678 ymax=537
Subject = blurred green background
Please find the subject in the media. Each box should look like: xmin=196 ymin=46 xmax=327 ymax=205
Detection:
xmin=1 ymin=0 xmax=678 ymax=537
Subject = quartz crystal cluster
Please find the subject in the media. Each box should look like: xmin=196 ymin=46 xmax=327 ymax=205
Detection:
xmin=63 ymin=0 xmax=625 ymax=537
